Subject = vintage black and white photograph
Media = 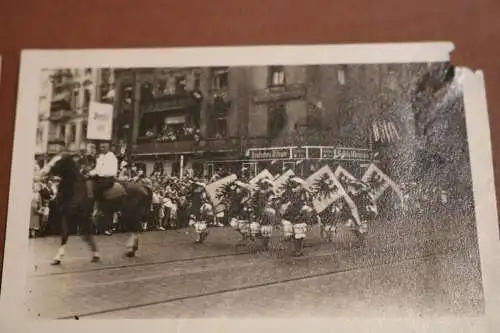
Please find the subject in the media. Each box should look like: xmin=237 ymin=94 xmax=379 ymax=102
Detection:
xmin=1 ymin=45 xmax=498 ymax=330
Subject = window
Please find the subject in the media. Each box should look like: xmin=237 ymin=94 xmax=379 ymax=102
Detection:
xmin=208 ymin=101 xmax=229 ymax=138
xmin=83 ymin=89 xmax=91 ymax=109
xmin=193 ymin=72 xmax=201 ymax=90
xmin=123 ymin=84 xmax=133 ymax=105
xmin=267 ymin=103 xmax=287 ymax=138
xmin=212 ymin=67 xmax=229 ymax=90
xmin=268 ymin=66 xmax=285 ymax=86
xmin=141 ymin=82 xmax=153 ymax=103
xmin=242 ymin=162 xmax=258 ymax=179
xmin=69 ymin=124 xmax=77 ymax=143
xmin=100 ymin=84 xmax=111 ymax=101
xmin=82 ymin=121 xmax=88 ymax=139
xmin=157 ymin=80 xmax=167 ymax=94
xmin=337 ymin=69 xmax=346 ymax=85
xmin=193 ymin=162 xmax=203 ymax=178
xmin=171 ymin=162 xmax=180 ymax=177
xmin=84 ymin=68 xmax=92 ymax=75
xmin=59 ymin=125 xmax=66 ymax=140
xmin=153 ymin=162 xmax=164 ymax=175
xmin=36 ymin=127 xmax=43 ymax=145
xmin=72 ymin=89 xmax=80 ymax=109
xmin=206 ymin=163 xmax=215 ymax=179
xmin=214 ymin=118 xmax=227 ymax=138
xmin=175 ymin=76 xmax=187 ymax=93
xmin=100 ymin=68 xmax=111 ymax=84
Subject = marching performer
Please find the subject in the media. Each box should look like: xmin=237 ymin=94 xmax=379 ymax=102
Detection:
xmin=250 ymin=178 xmax=277 ymax=249
xmin=188 ymin=180 xmax=210 ymax=243
xmin=319 ymin=200 xmax=345 ymax=242
xmin=280 ymin=177 xmax=314 ymax=257
xmin=346 ymin=180 xmax=377 ymax=235
xmin=227 ymin=181 xmax=253 ymax=240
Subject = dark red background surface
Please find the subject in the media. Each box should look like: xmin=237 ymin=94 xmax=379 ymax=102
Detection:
xmin=1 ymin=0 xmax=499 ymax=282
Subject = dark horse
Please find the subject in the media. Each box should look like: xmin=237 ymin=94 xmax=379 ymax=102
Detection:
xmin=39 ymin=154 xmax=153 ymax=265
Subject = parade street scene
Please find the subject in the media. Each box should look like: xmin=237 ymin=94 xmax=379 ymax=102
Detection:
xmin=26 ymin=63 xmax=484 ymax=318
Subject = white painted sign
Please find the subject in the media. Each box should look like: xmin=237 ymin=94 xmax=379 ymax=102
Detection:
xmin=87 ymin=102 xmax=114 ymax=140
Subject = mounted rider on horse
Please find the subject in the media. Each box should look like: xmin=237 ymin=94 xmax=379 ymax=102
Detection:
xmin=86 ymin=141 xmax=122 ymax=216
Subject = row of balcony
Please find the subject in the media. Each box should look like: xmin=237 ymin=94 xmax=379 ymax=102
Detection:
xmin=131 ymin=133 xmax=369 ymax=156
xmin=124 ymin=83 xmax=307 ymax=114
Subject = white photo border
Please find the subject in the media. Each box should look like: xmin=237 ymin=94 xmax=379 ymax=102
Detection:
xmin=1 ymin=42 xmax=499 ymax=333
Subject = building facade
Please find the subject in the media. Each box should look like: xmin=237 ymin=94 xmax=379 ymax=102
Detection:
xmin=35 ymin=68 xmax=114 ymax=165
xmin=113 ymin=63 xmax=430 ymax=179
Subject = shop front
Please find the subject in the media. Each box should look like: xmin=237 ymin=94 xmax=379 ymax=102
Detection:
xmin=241 ymin=146 xmax=374 ymax=179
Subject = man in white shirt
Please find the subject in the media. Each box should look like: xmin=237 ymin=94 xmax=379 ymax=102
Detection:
xmin=88 ymin=142 xmax=118 ymax=203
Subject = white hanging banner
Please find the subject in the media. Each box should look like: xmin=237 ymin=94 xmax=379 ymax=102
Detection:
xmin=87 ymin=102 xmax=113 ymax=140
xmin=362 ymin=163 xmax=403 ymax=202
xmin=249 ymin=169 xmax=274 ymax=185
xmin=306 ymin=165 xmax=359 ymax=222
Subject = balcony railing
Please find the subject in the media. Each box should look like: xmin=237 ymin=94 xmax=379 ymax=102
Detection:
xmin=133 ymin=137 xmax=241 ymax=155
xmin=141 ymin=93 xmax=198 ymax=113
xmin=252 ymin=83 xmax=308 ymax=104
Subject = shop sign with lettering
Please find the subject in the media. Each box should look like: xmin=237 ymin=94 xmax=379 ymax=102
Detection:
xmin=321 ymin=147 xmax=372 ymax=161
xmin=248 ymin=148 xmax=291 ymax=160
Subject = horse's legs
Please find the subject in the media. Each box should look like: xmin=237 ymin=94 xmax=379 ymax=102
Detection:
xmin=79 ymin=213 xmax=100 ymax=262
xmin=125 ymin=232 xmax=139 ymax=257
xmin=51 ymin=215 xmax=69 ymax=265
xmin=122 ymin=199 xmax=142 ymax=257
